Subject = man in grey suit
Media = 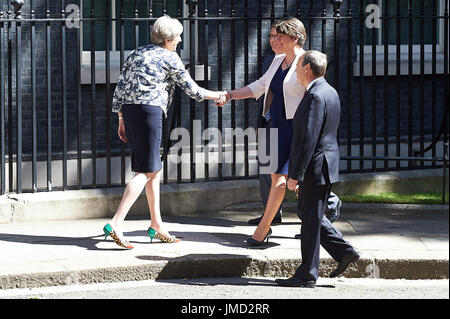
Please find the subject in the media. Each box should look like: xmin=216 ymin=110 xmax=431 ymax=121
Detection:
xmin=275 ymin=51 xmax=359 ymax=288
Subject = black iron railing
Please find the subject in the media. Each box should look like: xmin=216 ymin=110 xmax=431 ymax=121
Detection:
xmin=0 ymin=0 xmax=448 ymax=203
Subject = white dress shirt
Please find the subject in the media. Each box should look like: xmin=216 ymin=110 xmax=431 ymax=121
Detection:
xmin=306 ymin=76 xmax=324 ymax=92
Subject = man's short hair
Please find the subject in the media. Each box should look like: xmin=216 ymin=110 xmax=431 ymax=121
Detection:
xmin=276 ymin=17 xmax=306 ymax=47
xmin=302 ymin=50 xmax=327 ymax=77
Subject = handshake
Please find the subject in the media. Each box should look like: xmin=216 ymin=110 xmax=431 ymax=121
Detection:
xmin=214 ymin=91 xmax=230 ymax=107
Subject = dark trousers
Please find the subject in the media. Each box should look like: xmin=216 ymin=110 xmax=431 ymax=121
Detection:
xmin=294 ymin=184 xmax=354 ymax=282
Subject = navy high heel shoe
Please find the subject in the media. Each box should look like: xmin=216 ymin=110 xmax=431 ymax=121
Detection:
xmin=246 ymin=228 xmax=272 ymax=246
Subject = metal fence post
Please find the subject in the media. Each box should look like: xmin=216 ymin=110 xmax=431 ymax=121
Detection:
xmin=12 ymin=0 xmax=23 ymax=193
xmin=45 ymin=1 xmax=52 ymax=191
xmin=443 ymin=139 xmax=448 ymax=205
xmin=186 ymin=0 xmax=198 ymax=183
xmin=0 ymin=4 xmax=5 ymax=195
xmin=31 ymin=0 xmax=37 ymax=192
xmin=331 ymin=0 xmax=341 ymax=93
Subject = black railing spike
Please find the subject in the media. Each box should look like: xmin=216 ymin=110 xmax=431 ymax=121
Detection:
xmin=11 ymin=0 xmax=24 ymax=18
xmin=330 ymin=0 xmax=342 ymax=16
xmin=186 ymin=0 xmax=198 ymax=16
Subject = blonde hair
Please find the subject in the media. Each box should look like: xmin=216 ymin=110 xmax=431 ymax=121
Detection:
xmin=271 ymin=20 xmax=282 ymax=29
xmin=276 ymin=17 xmax=306 ymax=47
xmin=151 ymin=15 xmax=183 ymax=46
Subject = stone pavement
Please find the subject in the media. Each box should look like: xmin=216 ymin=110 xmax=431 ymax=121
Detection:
xmin=0 ymin=203 xmax=448 ymax=290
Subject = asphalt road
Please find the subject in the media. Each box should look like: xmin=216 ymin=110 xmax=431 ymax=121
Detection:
xmin=1 ymin=277 xmax=448 ymax=300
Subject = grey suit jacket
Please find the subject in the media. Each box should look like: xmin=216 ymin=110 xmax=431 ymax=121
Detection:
xmin=288 ymin=77 xmax=340 ymax=185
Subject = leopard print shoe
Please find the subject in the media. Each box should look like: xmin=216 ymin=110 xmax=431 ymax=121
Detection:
xmin=103 ymin=223 xmax=134 ymax=249
xmin=147 ymin=227 xmax=180 ymax=243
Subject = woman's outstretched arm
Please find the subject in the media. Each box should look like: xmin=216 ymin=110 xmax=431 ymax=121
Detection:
xmin=216 ymin=86 xmax=255 ymax=106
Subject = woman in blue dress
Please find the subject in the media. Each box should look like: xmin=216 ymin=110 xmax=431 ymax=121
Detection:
xmin=269 ymin=63 xmax=294 ymax=176
xmin=219 ymin=18 xmax=307 ymax=245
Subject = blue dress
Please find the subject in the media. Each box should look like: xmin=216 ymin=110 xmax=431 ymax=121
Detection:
xmin=269 ymin=64 xmax=293 ymax=175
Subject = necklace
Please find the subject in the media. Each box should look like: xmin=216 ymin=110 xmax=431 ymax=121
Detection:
xmin=283 ymin=58 xmax=294 ymax=68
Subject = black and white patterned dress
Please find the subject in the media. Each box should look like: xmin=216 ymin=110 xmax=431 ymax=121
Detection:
xmin=112 ymin=44 xmax=206 ymax=173
xmin=112 ymin=44 xmax=206 ymax=115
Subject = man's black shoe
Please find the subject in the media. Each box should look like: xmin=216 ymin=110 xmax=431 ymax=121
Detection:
xmin=275 ymin=277 xmax=316 ymax=288
xmin=330 ymin=250 xmax=360 ymax=278
xmin=248 ymin=214 xmax=282 ymax=225
xmin=326 ymin=199 xmax=342 ymax=223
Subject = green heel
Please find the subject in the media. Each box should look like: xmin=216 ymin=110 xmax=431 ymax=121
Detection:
xmin=103 ymin=223 xmax=113 ymax=240
xmin=147 ymin=227 xmax=156 ymax=243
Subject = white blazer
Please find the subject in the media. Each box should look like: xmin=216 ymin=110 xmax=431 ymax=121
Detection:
xmin=247 ymin=50 xmax=306 ymax=120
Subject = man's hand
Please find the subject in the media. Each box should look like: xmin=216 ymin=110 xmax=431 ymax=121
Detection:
xmin=287 ymin=178 xmax=300 ymax=198
xmin=287 ymin=178 xmax=298 ymax=191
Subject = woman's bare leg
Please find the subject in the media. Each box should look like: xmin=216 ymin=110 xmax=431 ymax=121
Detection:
xmin=251 ymin=173 xmax=287 ymax=241
xmin=144 ymin=170 xmax=172 ymax=237
xmin=109 ymin=173 xmax=150 ymax=238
